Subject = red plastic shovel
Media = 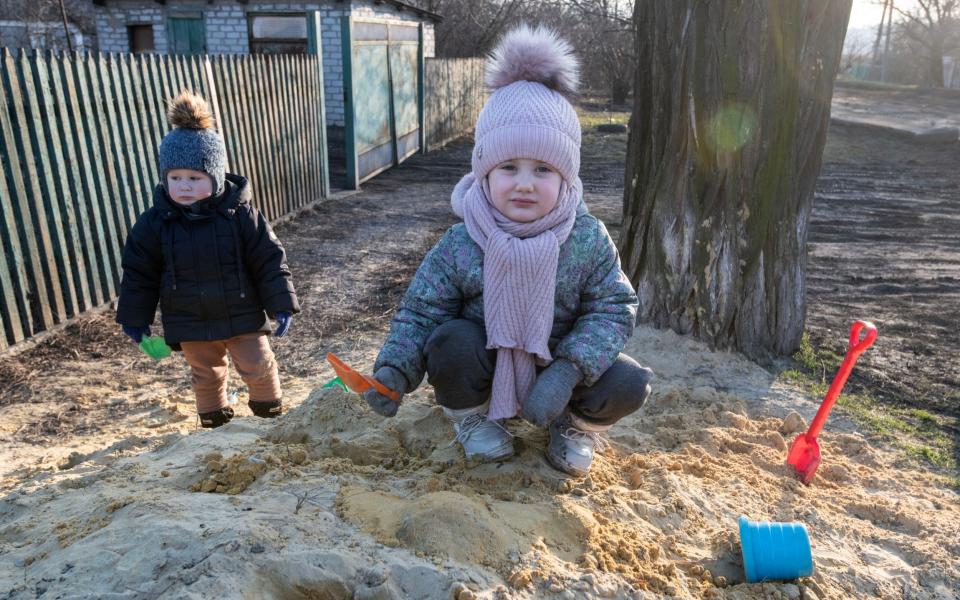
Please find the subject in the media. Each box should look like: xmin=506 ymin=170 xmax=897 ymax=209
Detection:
xmin=786 ymin=320 xmax=877 ymax=484
xmin=326 ymin=352 xmax=401 ymax=401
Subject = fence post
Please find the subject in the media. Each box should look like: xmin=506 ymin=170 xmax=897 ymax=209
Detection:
xmin=418 ymin=23 xmax=426 ymax=154
xmin=340 ymin=16 xmax=358 ymax=190
xmin=306 ymin=10 xmax=330 ymax=198
xmin=203 ymin=55 xmax=228 ymax=173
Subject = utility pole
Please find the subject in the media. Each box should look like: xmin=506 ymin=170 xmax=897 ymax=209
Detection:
xmin=58 ymin=0 xmax=74 ymax=52
xmin=872 ymin=0 xmax=891 ymax=79
xmin=882 ymin=0 xmax=894 ymax=82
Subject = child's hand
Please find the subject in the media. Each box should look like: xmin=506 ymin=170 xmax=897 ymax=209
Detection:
xmin=363 ymin=366 xmax=406 ymax=417
xmin=522 ymin=359 xmax=583 ymax=427
xmin=122 ymin=325 xmax=151 ymax=343
xmin=274 ymin=312 xmax=293 ymax=337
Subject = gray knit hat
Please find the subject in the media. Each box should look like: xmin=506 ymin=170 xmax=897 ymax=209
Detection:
xmin=158 ymin=91 xmax=227 ymax=194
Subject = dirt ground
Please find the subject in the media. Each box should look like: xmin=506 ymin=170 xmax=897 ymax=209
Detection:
xmin=831 ymin=81 xmax=960 ymax=133
xmin=808 ymin=122 xmax=960 ymax=424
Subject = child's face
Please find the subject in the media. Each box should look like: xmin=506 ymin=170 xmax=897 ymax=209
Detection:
xmin=487 ymin=159 xmax=562 ymax=222
xmin=166 ymin=169 xmax=213 ymax=204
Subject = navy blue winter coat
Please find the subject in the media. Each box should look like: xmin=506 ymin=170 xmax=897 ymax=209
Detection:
xmin=116 ymin=173 xmax=300 ymax=345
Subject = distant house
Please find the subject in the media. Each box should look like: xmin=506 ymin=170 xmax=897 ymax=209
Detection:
xmin=944 ymin=55 xmax=960 ymax=89
xmin=0 ymin=20 xmax=88 ymax=50
xmin=0 ymin=0 xmax=97 ymax=51
xmin=92 ymin=0 xmax=440 ymax=128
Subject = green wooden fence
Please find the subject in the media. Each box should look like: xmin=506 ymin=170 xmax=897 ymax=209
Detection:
xmin=0 ymin=49 xmax=329 ymax=350
xmin=424 ymin=57 xmax=486 ymax=152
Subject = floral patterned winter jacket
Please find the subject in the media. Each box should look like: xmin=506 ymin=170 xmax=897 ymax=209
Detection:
xmin=374 ymin=210 xmax=639 ymax=392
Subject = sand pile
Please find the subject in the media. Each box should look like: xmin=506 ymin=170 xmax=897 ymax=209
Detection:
xmin=1 ymin=326 xmax=958 ymax=599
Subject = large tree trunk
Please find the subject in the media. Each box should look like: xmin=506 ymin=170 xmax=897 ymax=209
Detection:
xmin=619 ymin=0 xmax=851 ymax=361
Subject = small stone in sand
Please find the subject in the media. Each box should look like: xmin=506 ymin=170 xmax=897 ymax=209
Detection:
xmin=450 ymin=582 xmax=474 ymax=600
xmin=765 ymin=430 xmax=788 ymax=452
xmin=290 ymin=448 xmax=308 ymax=465
xmin=801 ymin=588 xmax=820 ymax=600
xmin=780 ymin=412 xmax=807 ymax=435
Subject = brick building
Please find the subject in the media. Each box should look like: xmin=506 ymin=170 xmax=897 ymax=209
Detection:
xmin=92 ymin=0 xmax=439 ymax=127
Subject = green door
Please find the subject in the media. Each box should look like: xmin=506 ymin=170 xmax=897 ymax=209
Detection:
xmin=342 ymin=18 xmax=422 ymax=188
xmin=168 ymin=17 xmax=206 ymax=55
xmin=389 ymin=26 xmax=421 ymax=163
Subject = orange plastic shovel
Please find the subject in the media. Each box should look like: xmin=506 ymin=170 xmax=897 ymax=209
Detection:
xmin=786 ymin=320 xmax=877 ymax=484
xmin=326 ymin=352 xmax=400 ymax=401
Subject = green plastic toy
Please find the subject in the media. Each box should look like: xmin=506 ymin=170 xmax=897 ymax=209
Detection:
xmin=139 ymin=335 xmax=172 ymax=360
xmin=322 ymin=376 xmax=349 ymax=392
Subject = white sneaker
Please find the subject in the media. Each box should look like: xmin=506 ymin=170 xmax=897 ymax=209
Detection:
xmin=443 ymin=402 xmax=514 ymax=461
xmin=546 ymin=413 xmax=609 ymax=476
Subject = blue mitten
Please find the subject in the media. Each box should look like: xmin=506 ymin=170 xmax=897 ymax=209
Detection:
xmin=363 ymin=366 xmax=406 ymax=417
xmin=274 ymin=312 xmax=292 ymax=337
xmin=522 ymin=359 xmax=583 ymax=427
xmin=122 ymin=324 xmax=151 ymax=343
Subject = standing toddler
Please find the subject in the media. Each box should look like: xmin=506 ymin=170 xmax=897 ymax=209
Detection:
xmin=117 ymin=91 xmax=300 ymax=428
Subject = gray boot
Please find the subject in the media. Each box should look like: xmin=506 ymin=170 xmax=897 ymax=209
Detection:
xmin=546 ymin=413 xmax=609 ymax=476
xmin=443 ymin=401 xmax=514 ymax=462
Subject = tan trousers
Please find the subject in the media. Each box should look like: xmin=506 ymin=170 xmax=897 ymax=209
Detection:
xmin=180 ymin=331 xmax=281 ymax=414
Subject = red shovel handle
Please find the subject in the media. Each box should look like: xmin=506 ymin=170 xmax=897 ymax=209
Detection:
xmin=807 ymin=320 xmax=877 ymax=439
xmin=848 ymin=320 xmax=878 ymax=356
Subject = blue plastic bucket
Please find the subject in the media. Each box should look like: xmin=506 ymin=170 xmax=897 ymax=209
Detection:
xmin=739 ymin=516 xmax=813 ymax=582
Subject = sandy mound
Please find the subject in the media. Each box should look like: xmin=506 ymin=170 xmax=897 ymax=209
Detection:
xmin=1 ymin=326 xmax=958 ymax=599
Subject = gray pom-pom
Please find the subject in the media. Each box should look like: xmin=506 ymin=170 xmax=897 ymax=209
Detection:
xmin=485 ymin=24 xmax=580 ymax=96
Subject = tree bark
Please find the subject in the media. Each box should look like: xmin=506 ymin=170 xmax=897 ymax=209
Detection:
xmin=619 ymin=0 xmax=852 ymax=361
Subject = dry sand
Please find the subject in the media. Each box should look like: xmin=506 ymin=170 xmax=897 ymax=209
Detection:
xmin=2 ymin=325 xmax=958 ymax=599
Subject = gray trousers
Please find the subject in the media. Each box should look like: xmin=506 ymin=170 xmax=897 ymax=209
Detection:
xmin=424 ymin=319 xmax=652 ymax=426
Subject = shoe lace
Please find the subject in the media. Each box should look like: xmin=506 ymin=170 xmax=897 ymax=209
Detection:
xmin=448 ymin=413 xmax=513 ymax=448
xmin=561 ymin=426 xmax=608 ymax=452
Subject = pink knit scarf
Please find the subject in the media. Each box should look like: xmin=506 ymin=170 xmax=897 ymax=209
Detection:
xmin=451 ymin=173 xmax=582 ymax=420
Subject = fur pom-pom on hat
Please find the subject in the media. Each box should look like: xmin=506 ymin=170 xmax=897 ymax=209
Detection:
xmin=158 ymin=90 xmax=227 ymax=194
xmin=485 ymin=24 xmax=579 ymax=97
xmin=166 ymin=90 xmax=215 ymax=130
xmin=469 ymin=25 xmax=582 ymax=186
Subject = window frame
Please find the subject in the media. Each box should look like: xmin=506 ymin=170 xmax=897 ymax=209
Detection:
xmin=127 ymin=23 xmax=155 ymax=53
xmin=246 ymin=11 xmax=309 ymax=54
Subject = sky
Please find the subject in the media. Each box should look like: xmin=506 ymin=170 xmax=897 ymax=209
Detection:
xmin=844 ymin=0 xmax=917 ymax=53
xmin=848 ymin=0 xmax=920 ymax=28
xmin=849 ymin=0 xmax=889 ymax=29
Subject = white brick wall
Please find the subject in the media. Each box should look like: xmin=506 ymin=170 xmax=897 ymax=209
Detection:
xmin=95 ymin=3 xmax=167 ymax=53
xmin=93 ymin=0 xmax=437 ymax=127
xmin=205 ymin=2 xmax=249 ymax=54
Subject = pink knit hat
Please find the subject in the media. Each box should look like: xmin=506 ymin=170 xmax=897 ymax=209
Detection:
xmin=472 ymin=25 xmax=581 ymax=184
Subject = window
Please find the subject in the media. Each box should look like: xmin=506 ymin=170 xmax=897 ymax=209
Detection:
xmin=248 ymin=13 xmax=308 ymax=54
xmin=128 ymin=24 xmax=155 ymax=53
